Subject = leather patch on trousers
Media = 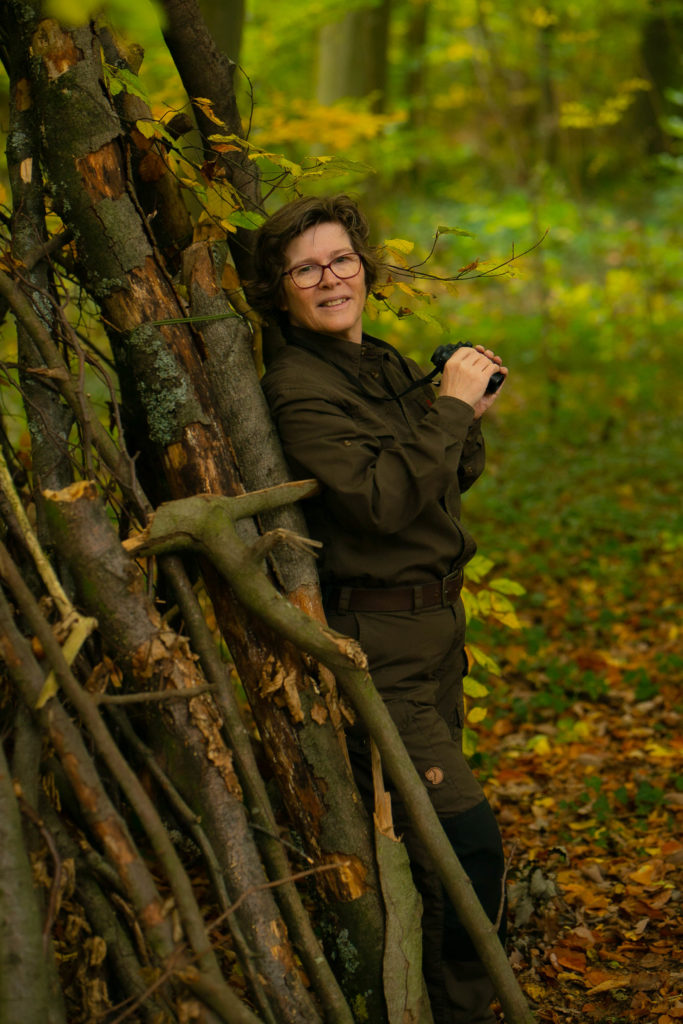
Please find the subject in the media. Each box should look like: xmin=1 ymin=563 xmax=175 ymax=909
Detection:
xmin=425 ymin=766 xmax=445 ymax=785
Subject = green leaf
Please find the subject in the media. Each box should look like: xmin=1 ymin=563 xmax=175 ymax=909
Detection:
xmin=225 ymin=209 xmax=266 ymax=230
xmin=467 ymin=643 xmax=501 ymax=676
xmin=464 ymin=677 xmax=489 ymax=699
xmin=437 ymin=225 xmax=475 ymax=237
xmin=135 ymin=119 xmax=158 ymax=139
xmin=462 ymin=727 xmax=478 ymax=758
xmin=413 ymin=309 xmax=444 ymax=330
xmin=45 ymin=0 xmax=100 ymax=23
xmin=461 ymin=588 xmax=480 ymax=621
xmin=103 ymin=64 xmax=150 ymax=104
xmin=465 ymin=554 xmax=495 ymax=583
xmin=467 ymin=705 xmax=487 ymax=724
xmin=489 ymin=577 xmax=526 ymax=595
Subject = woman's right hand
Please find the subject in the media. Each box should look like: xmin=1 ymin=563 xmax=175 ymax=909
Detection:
xmin=439 ymin=345 xmax=504 ymax=408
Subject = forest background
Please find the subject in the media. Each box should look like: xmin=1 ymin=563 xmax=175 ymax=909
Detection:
xmin=0 ymin=0 xmax=682 ymax=1022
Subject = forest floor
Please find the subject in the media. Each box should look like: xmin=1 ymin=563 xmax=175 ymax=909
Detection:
xmin=465 ymin=426 xmax=683 ymax=1024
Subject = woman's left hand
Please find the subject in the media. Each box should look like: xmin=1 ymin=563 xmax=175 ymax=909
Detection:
xmin=471 ymin=346 xmax=508 ymax=419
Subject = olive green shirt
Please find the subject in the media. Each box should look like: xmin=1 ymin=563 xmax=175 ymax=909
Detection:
xmin=262 ymin=326 xmax=485 ymax=588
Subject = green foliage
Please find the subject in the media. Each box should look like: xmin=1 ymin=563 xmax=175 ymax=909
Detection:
xmin=2 ymin=0 xmax=681 ymax=759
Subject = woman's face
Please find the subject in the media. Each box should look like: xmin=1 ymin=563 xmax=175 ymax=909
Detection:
xmin=280 ymin=222 xmax=366 ymax=344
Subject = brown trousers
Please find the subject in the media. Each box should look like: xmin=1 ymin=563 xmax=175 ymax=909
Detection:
xmin=327 ymin=598 xmax=505 ymax=1024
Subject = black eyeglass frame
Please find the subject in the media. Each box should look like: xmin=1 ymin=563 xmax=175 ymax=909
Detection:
xmin=282 ymin=252 xmax=363 ymax=290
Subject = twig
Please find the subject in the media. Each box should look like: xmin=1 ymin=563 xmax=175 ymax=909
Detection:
xmin=24 ymin=228 xmax=74 ymax=273
xmin=496 ymin=840 xmax=518 ymax=933
xmin=0 ymin=269 xmax=151 ymax=520
xmin=94 ymin=684 xmax=215 ymax=705
xmin=0 ymin=541 xmax=227 ymax=989
xmin=208 ymin=860 xmax=351 ymax=928
xmin=104 ymin=944 xmax=187 ymax=1024
xmin=161 ymin=555 xmax=355 ymax=1024
xmin=107 ymin=707 xmax=231 ymax=914
xmin=0 ymin=445 xmax=72 ymax=619
xmin=383 ymin=230 xmax=548 ymax=284
xmin=248 ymin=822 xmax=314 ymax=865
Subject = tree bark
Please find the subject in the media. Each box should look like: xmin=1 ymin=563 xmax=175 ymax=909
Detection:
xmin=3 ymin=5 xmax=74 ymax=540
xmin=99 ymin=25 xmax=195 ymax=274
xmin=0 ymin=546 xmax=261 ymax=1024
xmin=317 ymin=1 xmax=393 ymax=113
xmin=37 ymin=794 xmax=168 ymax=1023
xmin=198 ymin=0 xmax=245 ymax=64
xmin=134 ymin=492 xmax=537 ymax=1024
xmin=43 ymin=479 xmax=322 ymax=1024
xmin=23 ymin=14 xmax=388 ymax=1015
xmin=0 ymin=741 xmax=62 ymax=1024
xmin=160 ymin=0 xmax=262 ymax=284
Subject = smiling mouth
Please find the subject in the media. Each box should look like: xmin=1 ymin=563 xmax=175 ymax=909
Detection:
xmin=319 ymin=297 xmax=349 ymax=308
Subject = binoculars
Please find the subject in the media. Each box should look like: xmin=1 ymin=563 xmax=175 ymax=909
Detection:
xmin=430 ymin=342 xmax=505 ymax=395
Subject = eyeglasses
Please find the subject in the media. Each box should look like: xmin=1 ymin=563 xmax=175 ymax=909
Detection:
xmin=283 ymin=252 xmax=363 ymax=290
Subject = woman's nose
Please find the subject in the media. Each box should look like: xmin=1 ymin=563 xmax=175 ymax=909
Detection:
xmin=319 ymin=264 xmax=338 ymax=285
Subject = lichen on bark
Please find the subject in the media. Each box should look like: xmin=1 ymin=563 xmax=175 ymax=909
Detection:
xmin=125 ymin=324 xmax=210 ymax=445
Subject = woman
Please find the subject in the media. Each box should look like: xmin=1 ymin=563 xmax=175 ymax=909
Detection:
xmin=254 ymin=194 xmax=508 ymax=1024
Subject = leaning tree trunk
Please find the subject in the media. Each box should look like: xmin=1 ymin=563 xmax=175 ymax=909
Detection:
xmin=0 ymin=741 xmax=63 ymax=1024
xmin=43 ymin=481 xmax=323 ymax=1024
xmin=15 ymin=3 xmax=387 ymax=1015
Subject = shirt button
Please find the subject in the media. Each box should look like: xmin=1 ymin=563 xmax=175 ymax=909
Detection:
xmin=343 ymin=439 xmax=352 ymax=446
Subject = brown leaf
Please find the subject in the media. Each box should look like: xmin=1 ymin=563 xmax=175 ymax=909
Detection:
xmin=586 ymin=972 xmax=631 ymax=994
xmin=554 ymin=948 xmax=587 ymax=972
xmin=310 ymin=702 xmax=328 ymax=725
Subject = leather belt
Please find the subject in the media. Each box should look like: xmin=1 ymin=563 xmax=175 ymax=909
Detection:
xmin=326 ymin=569 xmax=464 ymax=614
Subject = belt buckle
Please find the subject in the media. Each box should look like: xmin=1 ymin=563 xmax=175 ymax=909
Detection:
xmin=441 ymin=569 xmax=462 ymax=606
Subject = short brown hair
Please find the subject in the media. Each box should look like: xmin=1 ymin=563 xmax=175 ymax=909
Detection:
xmin=251 ymin=194 xmax=381 ymax=315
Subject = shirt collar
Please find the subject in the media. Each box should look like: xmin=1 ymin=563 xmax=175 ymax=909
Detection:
xmin=285 ymin=325 xmax=383 ymax=378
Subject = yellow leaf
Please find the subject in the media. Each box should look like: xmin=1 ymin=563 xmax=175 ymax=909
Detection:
xmin=467 ymin=706 xmax=487 ymax=724
xmin=192 ymin=96 xmax=226 ymax=126
xmin=527 ymin=735 xmax=552 ymax=755
xmin=493 ymin=609 xmax=523 ymax=629
xmin=528 ymin=6 xmax=558 ymax=28
xmin=489 ymin=576 xmax=526 ymax=596
xmin=461 ymin=588 xmax=480 ymax=620
xmin=135 ymin=119 xmax=157 ymax=139
xmin=464 ymin=676 xmax=489 ymax=699
xmin=645 ymin=742 xmax=674 ymax=759
xmin=397 ymin=281 xmax=419 ymax=297
xmin=523 ymin=982 xmax=547 ymax=1002
xmin=467 ymin=644 xmax=501 ymax=676
xmin=384 ymin=237 xmax=414 ymax=255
